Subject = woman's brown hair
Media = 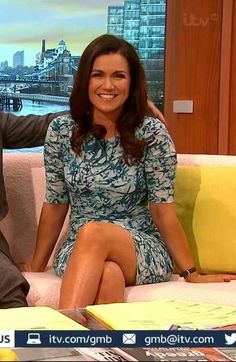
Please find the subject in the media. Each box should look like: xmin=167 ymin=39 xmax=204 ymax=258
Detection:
xmin=70 ymin=34 xmax=147 ymax=164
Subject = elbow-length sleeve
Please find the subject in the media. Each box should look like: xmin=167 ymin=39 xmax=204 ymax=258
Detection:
xmin=143 ymin=117 xmax=177 ymax=203
xmin=44 ymin=117 xmax=69 ymax=204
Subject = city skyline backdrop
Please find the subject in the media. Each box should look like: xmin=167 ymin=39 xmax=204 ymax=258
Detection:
xmin=1 ymin=0 xmax=166 ymax=109
xmin=0 ymin=0 xmax=124 ymax=67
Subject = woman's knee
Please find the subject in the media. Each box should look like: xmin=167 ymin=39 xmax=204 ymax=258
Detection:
xmin=74 ymin=222 xmax=109 ymax=252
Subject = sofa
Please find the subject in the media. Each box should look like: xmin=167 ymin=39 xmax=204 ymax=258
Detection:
xmin=1 ymin=152 xmax=236 ymax=309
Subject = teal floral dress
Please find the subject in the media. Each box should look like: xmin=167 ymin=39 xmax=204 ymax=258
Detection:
xmin=44 ymin=114 xmax=177 ymax=285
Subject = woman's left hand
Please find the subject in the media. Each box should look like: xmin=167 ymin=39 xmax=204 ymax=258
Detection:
xmin=185 ymin=272 xmax=236 ymax=283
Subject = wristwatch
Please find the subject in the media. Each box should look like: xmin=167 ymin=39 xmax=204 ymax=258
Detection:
xmin=179 ymin=267 xmax=197 ymax=278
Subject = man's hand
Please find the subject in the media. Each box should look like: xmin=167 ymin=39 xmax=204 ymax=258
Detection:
xmin=146 ymin=99 xmax=166 ymax=125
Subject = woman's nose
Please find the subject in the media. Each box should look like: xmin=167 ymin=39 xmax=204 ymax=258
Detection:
xmin=103 ymin=76 xmax=114 ymax=89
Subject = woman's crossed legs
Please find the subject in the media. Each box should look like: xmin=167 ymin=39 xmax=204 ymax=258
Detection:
xmin=59 ymin=221 xmax=137 ymax=309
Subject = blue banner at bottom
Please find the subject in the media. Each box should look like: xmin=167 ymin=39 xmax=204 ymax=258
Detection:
xmin=1 ymin=330 xmax=232 ymax=348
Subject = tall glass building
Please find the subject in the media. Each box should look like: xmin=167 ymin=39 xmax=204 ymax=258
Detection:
xmin=107 ymin=0 xmax=166 ymax=109
xmin=13 ymin=51 xmax=24 ymax=68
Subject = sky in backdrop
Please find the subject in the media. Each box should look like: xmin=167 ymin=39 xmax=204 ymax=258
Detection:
xmin=0 ymin=0 xmax=123 ymax=67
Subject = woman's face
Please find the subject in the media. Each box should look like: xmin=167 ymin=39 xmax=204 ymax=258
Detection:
xmin=88 ymin=52 xmax=131 ymax=122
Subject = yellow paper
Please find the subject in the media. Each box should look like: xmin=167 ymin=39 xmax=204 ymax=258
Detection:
xmin=0 ymin=306 xmax=87 ymax=330
xmin=0 ymin=349 xmax=19 ymax=361
xmin=86 ymin=299 xmax=236 ymax=330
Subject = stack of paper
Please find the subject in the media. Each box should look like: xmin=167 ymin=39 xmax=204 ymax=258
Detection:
xmin=0 ymin=306 xmax=87 ymax=330
xmin=86 ymin=299 xmax=236 ymax=330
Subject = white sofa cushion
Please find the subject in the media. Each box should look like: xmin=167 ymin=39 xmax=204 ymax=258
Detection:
xmin=2 ymin=153 xmax=67 ymax=264
xmin=24 ymin=268 xmax=236 ymax=309
xmin=125 ymin=279 xmax=236 ymax=307
xmin=23 ymin=269 xmax=61 ymax=309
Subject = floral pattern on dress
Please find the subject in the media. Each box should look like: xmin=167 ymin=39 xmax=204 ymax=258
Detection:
xmin=44 ymin=114 xmax=177 ymax=285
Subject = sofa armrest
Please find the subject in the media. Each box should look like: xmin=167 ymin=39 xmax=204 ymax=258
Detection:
xmin=1 ymin=152 xmax=68 ymax=265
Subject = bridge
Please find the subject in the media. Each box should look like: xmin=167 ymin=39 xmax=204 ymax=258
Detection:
xmin=0 ymin=95 xmax=22 ymax=112
xmin=6 ymin=92 xmax=69 ymax=104
xmin=0 ymin=92 xmax=70 ymax=109
xmin=0 ymin=61 xmax=78 ymax=85
xmin=0 ymin=76 xmax=60 ymax=85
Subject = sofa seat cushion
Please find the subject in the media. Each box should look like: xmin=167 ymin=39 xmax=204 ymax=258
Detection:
xmin=175 ymin=165 xmax=236 ymax=274
xmin=125 ymin=280 xmax=236 ymax=307
xmin=23 ymin=269 xmax=61 ymax=309
xmin=24 ymin=271 xmax=178 ymax=309
xmin=24 ymin=269 xmax=236 ymax=310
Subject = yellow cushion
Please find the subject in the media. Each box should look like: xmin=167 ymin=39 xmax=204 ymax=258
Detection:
xmin=174 ymin=166 xmax=236 ymax=273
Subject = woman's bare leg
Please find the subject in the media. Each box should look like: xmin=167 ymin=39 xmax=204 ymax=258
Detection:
xmin=94 ymin=261 xmax=126 ymax=305
xmin=59 ymin=221 xmax=136 ymax=309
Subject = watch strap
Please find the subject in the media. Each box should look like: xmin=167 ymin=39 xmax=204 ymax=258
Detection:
xmin=179 ymin=267 xmax=197 ymax=278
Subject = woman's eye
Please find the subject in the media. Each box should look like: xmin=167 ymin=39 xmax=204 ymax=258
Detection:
xmin=114 ymin=73 xmax=125 ymax=79
xmin=91 ymin=73 xmax=102 ymax=78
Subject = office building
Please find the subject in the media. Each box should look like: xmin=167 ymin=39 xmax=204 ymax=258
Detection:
xmin=13 ymin=51 xmax=24 ymax=68
xmin=106 ymin=6 xmax=124 ymax=38
xmin=0 ymin=60 xmax=8 ymax=71
xmin=107 ymin=0 xmax=166 ymax=107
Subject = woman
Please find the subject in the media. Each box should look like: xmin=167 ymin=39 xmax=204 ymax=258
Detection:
xmin=25 ymin=34 xmax=236 ymax=309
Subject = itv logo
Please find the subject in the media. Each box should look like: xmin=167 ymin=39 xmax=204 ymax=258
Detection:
xmin=0 ymin=331 xmax=15 ymax=348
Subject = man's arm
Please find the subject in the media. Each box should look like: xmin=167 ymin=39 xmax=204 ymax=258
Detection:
xmin=1 ymin=110 xmax=68 ymax=149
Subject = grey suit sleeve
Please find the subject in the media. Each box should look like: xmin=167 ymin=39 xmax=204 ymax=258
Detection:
xmin=1 ymin=110 xmax=68 ymax=149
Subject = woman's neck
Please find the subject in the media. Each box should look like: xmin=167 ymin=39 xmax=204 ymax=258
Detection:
xmin=93 ymin=112 xmax=119 ymax=139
